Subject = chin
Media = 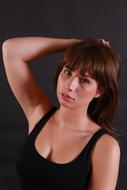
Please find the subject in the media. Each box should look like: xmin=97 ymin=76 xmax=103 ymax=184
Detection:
xmin=60 ymin=101 xmax=71 ymax=108
xmin=59 ymin=101 xmax=78 ymax=110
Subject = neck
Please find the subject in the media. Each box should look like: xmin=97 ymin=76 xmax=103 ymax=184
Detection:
xmin=53 ymin=105 xmax=92 ymax=131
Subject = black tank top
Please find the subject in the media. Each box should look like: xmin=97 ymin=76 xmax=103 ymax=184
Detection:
xmin=16 ymin=106 xmax=112 ymax=190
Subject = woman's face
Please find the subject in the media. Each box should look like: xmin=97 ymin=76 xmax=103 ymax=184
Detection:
xmin=56 ymin=66 xmax=101 ymax=110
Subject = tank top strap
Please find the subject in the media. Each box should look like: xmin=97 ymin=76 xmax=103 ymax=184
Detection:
xmin=84 ymin=128 xmax=112 ymax=155
xmin=29 ymin=106 xmax=58 ymax=136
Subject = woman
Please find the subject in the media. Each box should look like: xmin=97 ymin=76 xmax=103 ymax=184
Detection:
xmin=2 ymin=37 xmax=120 ymax=190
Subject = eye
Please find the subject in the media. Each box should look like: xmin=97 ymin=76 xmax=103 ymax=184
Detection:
xmin=63 ymin=68 xmax=72 ymax=76
xmin=79 ymin=77 xmax=90 ymax=84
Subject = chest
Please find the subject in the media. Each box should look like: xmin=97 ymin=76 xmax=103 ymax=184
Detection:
xmin=34 ymin=122 xmax=95 ymax=164
xmin=17 ymin=129 xmax=91 ymax=190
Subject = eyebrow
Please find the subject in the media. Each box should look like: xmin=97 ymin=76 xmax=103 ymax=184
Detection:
xmin=79 ymin=75 xmax=92 ymax=80
xmin=64 ymin=66 xmax=91 ymax=78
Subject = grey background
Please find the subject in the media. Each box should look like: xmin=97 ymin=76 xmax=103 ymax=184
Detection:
xmin=0 ymin=0 xmax=126 ymax=189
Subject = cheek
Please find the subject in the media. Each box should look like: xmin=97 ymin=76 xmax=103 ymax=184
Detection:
xmin=57 ymin=73 xmax=66 ymax=88
xmin=56 ymin=76 xmax=63 ymax=94
xmin=80 ymin=85 xmax=98 ymax=101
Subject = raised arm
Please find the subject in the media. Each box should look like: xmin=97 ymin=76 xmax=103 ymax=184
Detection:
xmin=2 ymin=37 xmax=81 ymax=133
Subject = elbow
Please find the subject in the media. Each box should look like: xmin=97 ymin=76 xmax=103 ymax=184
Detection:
xmin=2 ymin=39 xmax=17 ymax=59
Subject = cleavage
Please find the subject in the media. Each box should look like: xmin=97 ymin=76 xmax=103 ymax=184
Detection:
xmin=34 ymin=123 xmax=94 ymax=164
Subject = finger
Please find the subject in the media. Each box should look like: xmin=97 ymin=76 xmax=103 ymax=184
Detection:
xmin=99 ymin=39 xmax=110 ymax=47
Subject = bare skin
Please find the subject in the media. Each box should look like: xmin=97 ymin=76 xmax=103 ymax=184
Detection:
xmin=2 ymin=37 xmax=120 ymax=190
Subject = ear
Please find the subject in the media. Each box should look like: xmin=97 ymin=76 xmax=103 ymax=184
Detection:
xmin=94 ymin=86 xmax=106 ymax=98
xmin=94 ymin=91 xmax=101 ymax=98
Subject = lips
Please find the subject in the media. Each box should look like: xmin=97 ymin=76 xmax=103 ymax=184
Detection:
xmin=61 ymin=93 xmax=75 ymax=101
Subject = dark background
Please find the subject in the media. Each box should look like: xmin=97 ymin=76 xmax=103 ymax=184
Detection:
xmin=0 ymin=0 xmax=127 ymax=189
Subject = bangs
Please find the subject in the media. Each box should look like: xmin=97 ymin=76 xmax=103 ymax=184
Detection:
xmin=62 ymin=45 xmax=106 ymax=83
xmin=64 ymin=58 xmax=93 ymax=78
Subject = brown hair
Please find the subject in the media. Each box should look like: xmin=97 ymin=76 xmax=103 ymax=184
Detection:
xmin=55 ymin=39 xmax=120 ymax=134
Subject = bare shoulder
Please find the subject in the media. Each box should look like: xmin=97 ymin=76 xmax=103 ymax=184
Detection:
xmin=89 ymin=133 xmax=120 ymax=190
xmin=92 ymin=133 xmax=120 ymax=159
xmin=97 ymin=133 xmax=120 ymax=152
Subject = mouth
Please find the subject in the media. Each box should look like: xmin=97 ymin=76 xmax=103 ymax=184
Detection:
xmin=61 ymin=93 xmax=75 ymax=101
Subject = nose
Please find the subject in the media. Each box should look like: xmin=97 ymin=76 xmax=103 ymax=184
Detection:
xmin=67 ymin=77 xmax=79 ymax=91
